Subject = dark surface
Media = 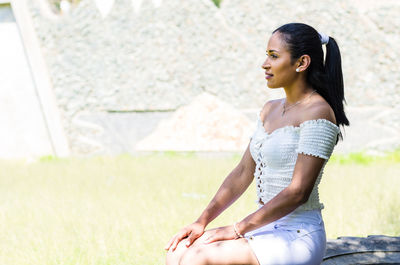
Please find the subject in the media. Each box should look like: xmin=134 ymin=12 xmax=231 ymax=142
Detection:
xmin=323 ymin=235 xmax=400 ymax=264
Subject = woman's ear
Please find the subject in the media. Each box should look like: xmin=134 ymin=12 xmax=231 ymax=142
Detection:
xmin=296 ymin=55 xmax=311 ymax=72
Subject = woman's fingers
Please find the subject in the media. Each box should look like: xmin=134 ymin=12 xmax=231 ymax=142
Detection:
xmin=204 ymin=232 xmax=217 ymax=244
xmin=204 ymin=226 xmax=236 ymax=244
xmin=203 ymin=229 xmax=219 ymax=244
xmin=165 ymin=234 xmax=177 ymax=250
xmin=167 ymin=225 xmax=238 ymax=250
xmin=170 ymin=230 xmax=189 ymax=251
xmin=166 ymin=226 xmax=236 ymax=249
xmin=185 ymin=231 xmax=200 ymax=247
xmin=170 ymin=235 xmax=182 ymax=251
xmin=166 ymin=222 xmax=206 ymax=251
xmin=165 ymin=230 xmax=185 ymax=251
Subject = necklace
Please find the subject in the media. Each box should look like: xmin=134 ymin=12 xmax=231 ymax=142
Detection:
xmin=282 ymin=90 xmax=317 ymax=117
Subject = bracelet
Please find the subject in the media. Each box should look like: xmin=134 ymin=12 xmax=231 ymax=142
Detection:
xmin=233 ymin=222 xmax=244 ymax=239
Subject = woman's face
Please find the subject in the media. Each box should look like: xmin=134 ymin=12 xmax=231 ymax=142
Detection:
xmin=262 ymin=32 xmax=298 ymax=88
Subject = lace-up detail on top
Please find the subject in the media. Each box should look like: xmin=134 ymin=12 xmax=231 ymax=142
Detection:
xmin=249 ymin=111 xmax=340 ymax=211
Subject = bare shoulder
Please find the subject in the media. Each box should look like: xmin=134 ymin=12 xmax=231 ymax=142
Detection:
xmin=302 ymin=96 xmax=337 ymax=125
xmin=260 ymin=98 xmax=284 ymax=120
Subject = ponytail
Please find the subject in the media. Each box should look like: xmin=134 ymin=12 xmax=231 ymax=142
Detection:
xmin=325 ymin=37 xmax=349 ymax=140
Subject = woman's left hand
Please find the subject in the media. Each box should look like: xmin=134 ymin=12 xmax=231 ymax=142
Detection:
xmin=203 ymin=225 xmax=238 ymax=244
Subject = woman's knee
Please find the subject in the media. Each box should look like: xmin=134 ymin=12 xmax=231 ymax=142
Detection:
xmin=166 ymin=239 xmax=190 ymax=265
xmin=166 ymin=250 xmax=178 ymax=265
xmin=179 ymin=245 xmax=209 ymax=265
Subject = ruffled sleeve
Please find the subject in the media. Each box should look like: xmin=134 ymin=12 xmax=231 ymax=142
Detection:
xmin=296 ymin=119 xmax=340 ymax=160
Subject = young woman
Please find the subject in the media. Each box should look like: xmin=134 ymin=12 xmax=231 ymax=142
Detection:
xmin=165 ymin=22 xmax=349 ymax=265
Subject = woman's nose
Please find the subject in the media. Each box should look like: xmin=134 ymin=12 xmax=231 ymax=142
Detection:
xmin=262 ymin=59 xmax=269 ymax=70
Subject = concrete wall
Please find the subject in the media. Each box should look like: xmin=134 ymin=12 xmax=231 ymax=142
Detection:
xmin=0 ymin=3 xmax=55 ymax=158
xmin=4 ymin=0 xmax=400 ymax=156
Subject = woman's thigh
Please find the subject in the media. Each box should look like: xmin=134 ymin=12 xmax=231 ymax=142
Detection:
xmin=179 ymin=238 xmax=259 ymax=265
xmin=166 ymin=230 xmax=259 ymax=265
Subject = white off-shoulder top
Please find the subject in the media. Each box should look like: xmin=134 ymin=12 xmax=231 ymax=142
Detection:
xmin=249 ymin=111 xmax=340 ymax=211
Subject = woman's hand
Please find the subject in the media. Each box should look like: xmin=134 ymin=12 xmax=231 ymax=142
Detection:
xmin=165 ymin=222 xmax=205 ymax=251
xmin=203 ymin=225 xmax=237 ymax=244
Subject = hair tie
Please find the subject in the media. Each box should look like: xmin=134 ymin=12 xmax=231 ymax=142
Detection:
xmin=319 ymin=32 xmax=329 ymax=45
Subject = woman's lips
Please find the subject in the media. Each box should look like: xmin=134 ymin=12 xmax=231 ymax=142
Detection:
xmin=265 ymin=74 xmax=273 ymax=79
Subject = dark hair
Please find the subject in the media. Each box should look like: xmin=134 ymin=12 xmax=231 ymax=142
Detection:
xmin=273 ymin=23 xmax=349 ymax=141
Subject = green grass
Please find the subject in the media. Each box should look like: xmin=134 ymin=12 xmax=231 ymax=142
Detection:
xmin=211 ymin=0 xmax=223 ymax=8
xmin=0 ymin=151 xmax=399 ymax=264
xmin=330 ymin=149 xmax=400 ymax=165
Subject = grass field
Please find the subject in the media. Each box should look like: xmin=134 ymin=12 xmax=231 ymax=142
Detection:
xmin=0 ymin=151 xmax=399 ymax=265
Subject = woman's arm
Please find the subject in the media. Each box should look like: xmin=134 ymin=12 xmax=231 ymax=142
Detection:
xmin=196 ymin=143 xmax=256 ymax=227
xmin=165 ymin=143 xmax=256 ymax=250
xmin=203 ymin=153 xmax=326 ymax=244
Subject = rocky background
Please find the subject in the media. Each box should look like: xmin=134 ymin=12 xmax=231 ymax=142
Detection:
xmin=25 ymin=0 xmax=400 ymax=154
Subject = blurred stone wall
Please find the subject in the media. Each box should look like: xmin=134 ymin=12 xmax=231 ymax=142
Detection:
xmin=25 ymin=0 xmax=400 ymax=154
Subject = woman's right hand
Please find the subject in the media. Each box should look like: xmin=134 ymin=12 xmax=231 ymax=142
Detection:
xmin=165 ymin=222 xmax=205 ymax=251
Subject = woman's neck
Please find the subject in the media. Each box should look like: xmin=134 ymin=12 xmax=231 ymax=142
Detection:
xmin=283 ymin=80 xmax=314 ymax=104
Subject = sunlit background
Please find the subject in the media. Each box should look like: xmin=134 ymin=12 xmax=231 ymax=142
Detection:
xmin=0 ymin=0 xmax=399 ymax=264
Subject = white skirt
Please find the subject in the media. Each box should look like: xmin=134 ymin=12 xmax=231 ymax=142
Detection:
xmin=244 ymin=208 xmax=326 ymax=265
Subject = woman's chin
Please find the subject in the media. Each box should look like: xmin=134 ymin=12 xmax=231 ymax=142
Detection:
xmin=266 ymin=82 xmax=278 ymax=89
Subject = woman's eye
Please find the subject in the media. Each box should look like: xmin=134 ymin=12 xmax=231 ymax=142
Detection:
xmin=266 ymin=53 xmax=277 ymax=59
